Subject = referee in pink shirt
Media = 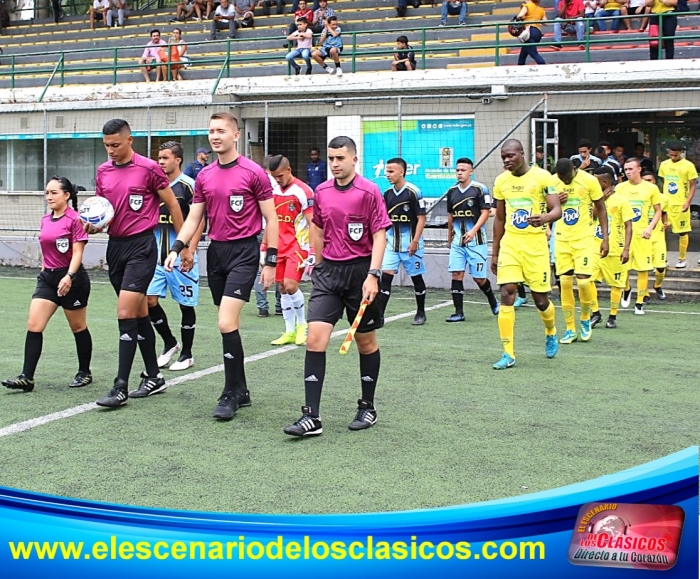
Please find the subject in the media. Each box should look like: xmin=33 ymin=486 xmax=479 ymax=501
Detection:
xmin=284 ymin=136 xmax=392 ymax=437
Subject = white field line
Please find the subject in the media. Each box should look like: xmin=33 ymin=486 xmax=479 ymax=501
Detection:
xmin=0 ymin=300 xmax=452 ymax=438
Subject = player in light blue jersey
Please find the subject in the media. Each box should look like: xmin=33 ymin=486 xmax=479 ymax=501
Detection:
xmin=379 ymin=158 xmax=428 ymax=325
xmin=147 ymin=142 xmax=205 ymax=371
xmin=446 ymin=158 xmax=499 ymax=322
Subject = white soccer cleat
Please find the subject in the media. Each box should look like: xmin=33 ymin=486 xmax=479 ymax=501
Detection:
xmin=157 ymin=343 xmax=181 ymax=368
xmin=335 ymin=67 xmax=343 ymax=76
xmin=169 ymin=356 xmax=194 ymax=371
xmin=675 ymin=259 xmax=687 ymax=269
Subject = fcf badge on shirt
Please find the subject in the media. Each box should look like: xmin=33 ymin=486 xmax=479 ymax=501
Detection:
xmin=129 ymin=195 xmax=144 ymax=211
xmin=56 ymin=238 xmax=70 ymax=254
xmin=230 ymin=195 xmax=244 ymax=213
xmin=348 ymin=222 xmax=363 ymax=241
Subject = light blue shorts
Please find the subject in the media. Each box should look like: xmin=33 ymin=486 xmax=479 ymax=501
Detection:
xmin=448 ymin=243 xmax=488 ymax=278
xmin=381 ymin=248 xmax=427 ymax=276
xmin=147 ymin=260 xmax=200 ymax=307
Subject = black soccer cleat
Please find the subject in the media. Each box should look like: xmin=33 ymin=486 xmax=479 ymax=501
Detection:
xmin=2 ymin=374 xmax=35 ymax=392
xmin=128 ymin=372 xmax=167 ymax=398
xmin=96 ymin=379 xmax=128 ymax=408
xmin=445 ymin=313 xmax=465 ymax=323
xmin=213 ymin=392 xmax=237 ymax=420
xmin=655 ymin=287 xmax=666 ymax=300
xmin=349 ymin=399 xmax=378 ymax=431
xmin=236 ymin=389 xmax=252 ymax=408
xmin=590 ymin=311 xmax=602 ymax=329
xmin=605 ymin=315 xmax=617 ymax=329
xmin=69 ymin=371 xmax=93 ymax=389
xmin=284 ymin=406 xmax=323 ymax=436
xmin=412 ymin=312 xmax=426 ymax=326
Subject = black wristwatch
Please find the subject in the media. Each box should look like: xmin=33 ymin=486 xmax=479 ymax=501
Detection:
xmin=368 ymin=269 xmax=381 ymax=279
xmin=67 ymin=271 xmax=75 ymax=280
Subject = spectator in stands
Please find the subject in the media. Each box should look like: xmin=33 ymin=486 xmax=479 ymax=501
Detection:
xmin=570 ymin=139 xmax=602 ymax=173
xmin=396 ymin=0 xmax=421 ymax=18
xmin=185 ymin=148 xmax=210 ymax=179
xmin=51 ymin=0 xmax=63 ymax=23
xmin=138 ymin=29 xmax=167 ymax=82
xmin=621 ymin=0 xmax=650 ymax=30
xmin=634 ymin=141 xmax=655 ymax=171
xmin=516 ymin=0 xmax=546 ymax=65
xmin=0 ymin=3 xmax=9 ymax=33
xmin=210 ymin=0 xmax=238 ymax=39
xmin=159 ymin=28 xmax=187 ymax=81
xmin=89 ymin=0 xmax=110 ymax=29
xmin=234 ymin=0 xmax=256 ymax=27
xmin=107 ymin=0 xmax=128 ymax=27
xmin=551 ymin=0 xmax=585 ymax=48
xmin=292 ymin=0 xmax=319 ymax=11
xmin=173 ymin=0 xmax=214 ymax=21
xmin=312 ymin=15 xmax=343 ymax=75
xmin=439 ymin=0 xmax=467 ymax=26
xmin=646 ymin=0 xmax=677 ymax=59
xmin=286 ymin=0 xmax=313 ymax=37
xmin=286 ymin=17 xmax=313 ymax=74
xmin=594 ymin=0 xmax=621 ymax=31
xmin=259 ymin=0 xmax=285 ymax=16
xmin=311 ymin=0 xmax=334 ymax=34
xmin=583 ymin=0 xmax=598 ymax=28
xmin=392 ymin=35 xmax=417 ymax=70
xmin=307 ymin=147 xmax=327 ymax=190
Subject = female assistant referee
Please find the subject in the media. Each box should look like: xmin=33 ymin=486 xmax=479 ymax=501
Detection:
xmin=2 ymin=176 xmax=93 ymax=392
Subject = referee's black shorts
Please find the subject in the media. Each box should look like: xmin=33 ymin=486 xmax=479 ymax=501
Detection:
xmin=308 ymin=257 xmax=385 ymax=333
xmin=33 ymin=266 xmax=91 ymax=310
xmin=207 ymin=235 xmax=259 ymax=306
xmin=106 ymin=231 xmax=158 ymax=296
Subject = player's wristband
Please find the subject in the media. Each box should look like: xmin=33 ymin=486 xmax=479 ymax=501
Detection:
xmin=264 ymin=248 xmax=278 ymax=267
xmin=171 ymin=240 xmax=186 ymax=255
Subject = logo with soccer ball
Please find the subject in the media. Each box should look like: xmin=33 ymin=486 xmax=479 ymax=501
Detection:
xmin=511 ymin=209 xmax=530 ymax=230
xmin=667 ymin=181 xmax=679 ymax=195
xmin=563 ymin=208 xmax=579 ymax=226
xmin=632 ymin=207 xmax=642 ymax=222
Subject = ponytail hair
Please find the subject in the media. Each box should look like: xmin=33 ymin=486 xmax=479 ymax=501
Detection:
xmin=50 ymin=175 xmax=79 ymax=211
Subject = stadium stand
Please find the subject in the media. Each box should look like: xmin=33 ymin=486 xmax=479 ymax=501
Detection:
xmin=1 ymin=0 xmax=700 ymax=86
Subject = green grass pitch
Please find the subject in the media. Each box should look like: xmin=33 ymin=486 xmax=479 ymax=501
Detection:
xmin=0 ymin=273 xmax=697 ymax=514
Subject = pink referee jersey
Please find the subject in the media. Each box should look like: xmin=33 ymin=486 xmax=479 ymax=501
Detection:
xmin=193 ymin=156 xmax=273 ymax=242
xmin=312 ymin=174 xmax=391 ymax=261
xmin=95 ymin=152 xmax=170 ymax=238
xmin=40 ymin=208 xmax=89 ymax=269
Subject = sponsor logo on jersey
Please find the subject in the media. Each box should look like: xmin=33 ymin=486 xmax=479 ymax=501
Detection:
xmin=55 ymin=238 xmax=70 ymax=254
xmin=632 ymin=207 xmax=643 ymax=222
xmin=562 ymin=207 xmax=580 ymax=226
xmin=511 ymin=209 xmax=531 ymax=229
xmin=667 ymin=181 xmax=679 ymax=195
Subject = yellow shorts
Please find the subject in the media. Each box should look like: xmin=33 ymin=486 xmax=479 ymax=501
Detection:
xmin=592 ymin=253 xmax=628 ymax=288
xmin=629 ymin=236 xmax=653 ymax=272
xmin=667 ymin=206 xmax=692 ymax=234
xmin=497 ymin=234 xmax=551 ymax=293
xmin=651 ymin=235 xmax=667 ymax=270
xmin=554 ymin=237 xmax=596 ymax=276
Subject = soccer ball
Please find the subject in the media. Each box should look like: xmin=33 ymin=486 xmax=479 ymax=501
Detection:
xmin=79 ymin=196 xmax=114 ymax=230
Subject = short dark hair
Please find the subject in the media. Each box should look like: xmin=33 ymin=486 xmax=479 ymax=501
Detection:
xmin=268 ymin=154 xmax=289 ymax=172
xmin=102 ymin=119 xmax=130 ymax=135
xmin=386 ymin=157 xmax=407 ymax=173
xmin=150 ymin=28 xmax=160 ymax=36
xmin=613 ymin=142 xmax=626 ymax=150
xmin=624 ymin=157 xmax=641 ymax=168
xmin=456 ymin=157 xmax=473 ymax=167
xmin=210 ymin=112 xmax=239 ymax=129
xmin=593 ymin=146 xmax=607 ymax=160
xmin=634 ymin=142 xmax=645 ymax=149
xmin=327 ymin=15 xmax=337 ymax=23
xmin=667 ymin=140 xmax=684 ymax=152
xmin=310 ymin=147 xmax=320 ymax=154
xmin=296 ymin=17 xmax=308 ymax=24
xmin=555 ymin=158 xmax=574 ymax=176
xmin=593 ymin=165 xmax=615 ymax=179
xmin=328 ymin=136 xmax=356 ymax=154
xmin=159 ymin=140 xmax=184 ymax=167
xmin=397 ymin=35 xmax=408 ymax=44
xmin=641 ymin=169 xmax=656 ymax=178
xmin=577 ymin=139 xmax=592 ymax=150
xmin=598 ymin=140 xmax=611 ymax=149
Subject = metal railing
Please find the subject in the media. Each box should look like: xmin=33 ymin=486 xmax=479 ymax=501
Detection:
xmin=0 ymin=11 xmax=697 ymax=89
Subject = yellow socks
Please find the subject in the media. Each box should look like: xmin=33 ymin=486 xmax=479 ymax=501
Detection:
xmin=610 ymin=287 xmax=622 ymax=316
xmin=560 ymin=275 xmax=575 ymax=332
xmin=498 ymin=305 xmax=515 ymax=358
xmin=636 ymin=271 xmax=649 ymax=305
xmin=654 ymin=269 xmax=666 ymax=289
xmin=679 ymin=234 xmax=689 ymax=261
xmin=577 ymin=277 xmax=594 ymax=321
xmin=538 ymin=301 xmax=557 ymax=336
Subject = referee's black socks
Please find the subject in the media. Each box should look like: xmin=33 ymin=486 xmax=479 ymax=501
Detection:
xmin=149 ymin=303 xmax=177 ymax=350
xmin=22 ymin=331 xmax=43 ymax=380
xmin=451 ymin=280 xmax=464 ymax=314
xmin=378 ymin=273 xmax=393 ymax=311
xmin=412 ymin=274 xmax=426 ymax=314
xmin=359 ymin=349 xmax=380 ymax=403
xmin=117 ymin=318 xmax=139 ymax=384
xmin=179 ymin=305 xmax=196 ymax=359
xmin=479 ymin=279 xmax=498 ymax=310
xmin=304 ymin=351 xmax=326 ymax=417
xmin=73 ymin=328 xmax=92 ymax=374
xmin=137 ymin=316 xmax=161 ymax=378
xmin=222 ymin=330 xmax=246 ymax=397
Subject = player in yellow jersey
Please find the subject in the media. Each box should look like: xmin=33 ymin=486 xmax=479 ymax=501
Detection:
xmin=617 ymin=158 xmax=662 ymax=315
xmin=657 ymin=141 xmax=697 ymax=268
xmin=552 ymin=159 xmax=609 ymax=344
xmin=491 ymin=139 xmax=562 ymax=370
xmin=642 ymin=170 xmax=669 ymax=300
xmin=589 ymin=166 xmax=633 ymax=329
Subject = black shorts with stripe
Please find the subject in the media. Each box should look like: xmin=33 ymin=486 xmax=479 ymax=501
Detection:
xmin=33 ymin=266 xmax=91 ymax=310
xmin=207 ymin=236 xmax=260 ymax=305
xmin=307 ymin=257 xmax=385 ymax=333
xmin=106 ymin=231 xmax=158 ymax=295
